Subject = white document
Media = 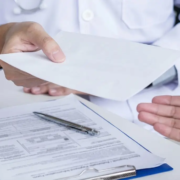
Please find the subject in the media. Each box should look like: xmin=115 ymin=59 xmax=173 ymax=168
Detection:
xmin=0 ymin=95 xmax=165 ymax=180
xmin=1 ymin=31 xmax=180 ymax=101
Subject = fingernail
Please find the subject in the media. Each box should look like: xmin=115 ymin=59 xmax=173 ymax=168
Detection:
xmin=32 ymin=87 xmax=40 ymax=93
xmin=24 ymin=87 xmax=30 ymax=92
xmin=49 ymin=89 xmax=57 ymax=94
xmin=52 ymin=50 xmax=65 ymax=63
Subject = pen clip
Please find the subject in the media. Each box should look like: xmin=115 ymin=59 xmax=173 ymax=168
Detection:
xmin=56 ymin=165 xmax=136 ymax=180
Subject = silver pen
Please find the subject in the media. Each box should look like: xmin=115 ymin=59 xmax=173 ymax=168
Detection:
xmin=33 ymin=112 xmax=100 ymax=136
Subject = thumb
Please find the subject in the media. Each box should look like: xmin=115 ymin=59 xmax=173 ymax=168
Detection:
xmin=27 ymin=23 xmax=65 ymax=63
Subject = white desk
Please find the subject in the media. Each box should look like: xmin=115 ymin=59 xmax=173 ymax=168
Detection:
xmin=1 ymin=69 xmax=180 ymax=180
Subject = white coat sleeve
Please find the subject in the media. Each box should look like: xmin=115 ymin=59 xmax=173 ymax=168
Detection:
xmin=153 ymin=1 xmax=180 ymax=85
xmin=153 ymin=1 xmax=180 ymax=50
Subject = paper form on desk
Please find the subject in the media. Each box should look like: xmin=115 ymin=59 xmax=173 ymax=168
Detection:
xmin=0 ymin=32 xmax=180 ymax=101
xmin=0 ymin=95 xmax=165 ymax=180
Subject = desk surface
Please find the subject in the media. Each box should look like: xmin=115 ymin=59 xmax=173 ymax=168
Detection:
xmin=1 ymin=70 xmax=180 ymax=180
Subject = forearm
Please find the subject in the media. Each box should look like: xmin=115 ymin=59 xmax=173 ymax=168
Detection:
xmin=0 ymin=23 xmax=14 ymax=53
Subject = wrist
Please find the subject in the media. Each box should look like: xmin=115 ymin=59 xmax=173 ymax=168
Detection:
xmin=0 ymin=23 xmax=15 ymax=53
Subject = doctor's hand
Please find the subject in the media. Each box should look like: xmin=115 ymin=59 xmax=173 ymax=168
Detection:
xmin=0 ymin=22 xmax=65 ymax=88
xmin=23 ymin=83 xmax=86 ymax=96
xmin=137 ymin=96 xmax=180 ymax=142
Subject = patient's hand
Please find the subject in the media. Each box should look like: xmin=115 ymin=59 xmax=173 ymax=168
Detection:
xmin=23 ymin=83 xmax=86 ymax=96
xmin=137 ymin=96 xmax=180 ymax=142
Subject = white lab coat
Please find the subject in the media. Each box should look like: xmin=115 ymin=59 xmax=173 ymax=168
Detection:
xmin=1 ymin=0 xmax=180 ymax=134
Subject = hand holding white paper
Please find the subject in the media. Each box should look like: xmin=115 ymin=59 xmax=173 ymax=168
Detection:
xmin=0 ymin=32 xmax=180 ymax=101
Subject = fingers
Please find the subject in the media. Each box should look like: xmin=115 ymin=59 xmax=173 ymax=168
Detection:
xmin=24 ymin=87 xmax=31 ymax=93
xmin=24 ymin=85 xmax=48 ymax=95
xmin=23 ymin=83 xmax=65 ymax=96
xmin=137 ymin=103 xmax=180 ymax=119
xmin=137 ymin=96 xmax=180 ymax=141
xmin=23 ymin=83 xmax=87 ymax=96
xmin=138 ymin=112 xmax=180 ymax=128
xmin=47 ymin=87 xmax=86 ymax=96
xmin=154 ymin=123 xmax=180 ymax=142
xmin=152 ymin=96 xmax=180 ymax=106
xmin=26 ymin=23 xmax=65 ymax=63
xmin=48 ymin=88 xmax=66 ymax=96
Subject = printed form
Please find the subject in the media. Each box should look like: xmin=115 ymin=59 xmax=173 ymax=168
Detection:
xmin=0 ymin=95 xmax=164 ymax=180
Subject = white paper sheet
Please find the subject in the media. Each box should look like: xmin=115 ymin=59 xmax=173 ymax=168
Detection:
xmin=0 ymin=95 xmax=165 ymax=180
xmin=1 ymin=32 xmax=180 ymax=101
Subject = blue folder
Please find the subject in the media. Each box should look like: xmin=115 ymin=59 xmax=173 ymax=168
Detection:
xmin=81 ymin=102 xmax=173 ymax=179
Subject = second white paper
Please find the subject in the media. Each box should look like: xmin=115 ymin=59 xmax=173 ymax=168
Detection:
xmin=0 ymin=32 xmax=180 ymax=101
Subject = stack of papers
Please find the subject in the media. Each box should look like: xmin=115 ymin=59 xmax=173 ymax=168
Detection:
xmin=0 ymin=32 xmax=180 ymax=101
xmin=0 ymin=95 xmax=166 ymax=180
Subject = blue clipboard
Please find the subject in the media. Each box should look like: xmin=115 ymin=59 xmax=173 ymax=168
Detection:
xmin=81 ymin=102 xmax=173 ymax=179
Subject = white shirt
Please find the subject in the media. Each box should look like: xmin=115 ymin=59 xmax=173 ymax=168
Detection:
xmin=1 ymin=0 xmax=180 ymax=134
